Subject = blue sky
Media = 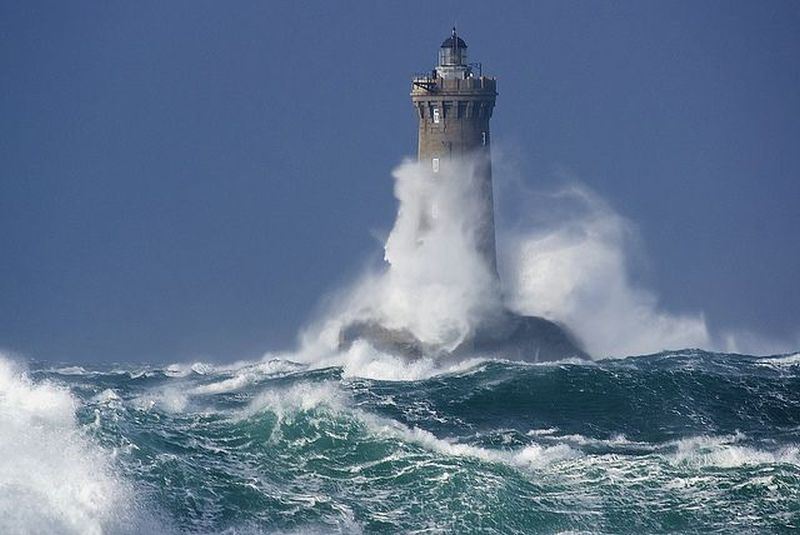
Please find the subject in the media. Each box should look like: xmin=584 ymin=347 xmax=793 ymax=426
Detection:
xmin=1 ymin=1 xmax=798 ymax=362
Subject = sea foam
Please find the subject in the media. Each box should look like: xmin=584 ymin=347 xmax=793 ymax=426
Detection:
xmin=0 ymin=356 xmax=151 ymax=534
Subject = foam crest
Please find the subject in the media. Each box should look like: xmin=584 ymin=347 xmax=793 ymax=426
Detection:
xmin=50 ymin=365 xmax=91 ymax=376
xmin=364 ymin=415 xmax=581 ymax=470
xmin=319 ymin=340 xmax=492 ymax=381
xmin=164 ymin=361 xmax=216 ymax=377
xmin=668 ymin=435 xmax=800 ymax=468
xmin=537 ymin=432 xmax=653 ymax=451
xmin=757 ymin=353 xmax=800 ymax=368
xmin=512 ymin=443 xmax=582 ymax=468
xmin=242 ymin=381 xmax=347 ymax=420
xmin=91 ymin=389 xmax=122 ymax=406
xmin=134 ymin=387 xmax=189 ymax=413
xmin=190 ymin=359 xmax=305 ymax=395
xmin=333 ymin=341 xmax=440 ymax=381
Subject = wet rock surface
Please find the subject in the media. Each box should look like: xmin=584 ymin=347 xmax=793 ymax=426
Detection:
xmin=339 ymin=310 xmax=589 ymax=363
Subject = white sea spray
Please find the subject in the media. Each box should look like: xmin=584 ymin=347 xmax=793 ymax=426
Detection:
xmin=0 ymin=355 xmax=154 ymax=534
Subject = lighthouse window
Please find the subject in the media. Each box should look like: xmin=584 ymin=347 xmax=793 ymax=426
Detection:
xmin=432 ymin=158 xmax=440 ymax=173
xmin=482 ymin=132 xmax=487 ymax=146
xmin=432 ymin=108 xmax=440 ymax=124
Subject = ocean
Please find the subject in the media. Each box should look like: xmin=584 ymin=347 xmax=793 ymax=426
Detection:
xmin=1 ymin=349 xmax=798 ymax=534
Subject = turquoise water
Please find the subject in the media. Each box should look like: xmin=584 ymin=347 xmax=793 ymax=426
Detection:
xmin=3 ymin=350 xmax=799 ymax=533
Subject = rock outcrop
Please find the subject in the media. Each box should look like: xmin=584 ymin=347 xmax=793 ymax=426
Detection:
xmin=339 ymin=310 xmax=589 ymax=363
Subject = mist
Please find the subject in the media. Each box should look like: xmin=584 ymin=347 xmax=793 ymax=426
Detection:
xmin=497 ymin=180 xmax=711 ymax=357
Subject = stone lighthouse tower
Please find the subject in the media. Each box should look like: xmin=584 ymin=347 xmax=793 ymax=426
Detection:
xmin=339 ymin=29 xmax=587 ymax=363
xmin=411 ymin=28 xmax=499 ymax=271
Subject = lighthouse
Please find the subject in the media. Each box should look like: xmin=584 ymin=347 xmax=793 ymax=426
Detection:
xmin=411 ymin=28 xmax=499 ymax=272
xmin=338 ymin=29 xmax=587 ymax=363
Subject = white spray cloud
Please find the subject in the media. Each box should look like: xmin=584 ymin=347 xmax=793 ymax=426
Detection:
xmin=296 ymin=152 xmax=794 ymax=377
xmin=0 ymin=355 xmax=155 ymax=534
xmin=379 ymin=157 xmax=502 ymax=347
xmin=496 ymin=180 xmax=712 ymax=357
xmin=297 ymin=157 xmax=504 ymax=374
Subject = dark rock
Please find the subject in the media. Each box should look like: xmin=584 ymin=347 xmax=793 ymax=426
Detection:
xmin=338 ymin=309 xmax=589 ymax=363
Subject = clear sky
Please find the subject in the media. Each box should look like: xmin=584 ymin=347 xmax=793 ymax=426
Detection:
xmin=2 ymin=1 xmax=798 ymax=362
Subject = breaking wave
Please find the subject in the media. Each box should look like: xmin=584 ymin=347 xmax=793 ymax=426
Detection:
xmin=0 ymin=357 xmax=160 ymax=534
xmin=2 ymin=349 xmax=799 ymax=533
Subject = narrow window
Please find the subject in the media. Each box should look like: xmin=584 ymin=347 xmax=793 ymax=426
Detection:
xmin=432 ymin=158 xmax=440 ymax=173
xmin=482 ymin=132 xmax=487 ymax=146
xmin=432 ymin=108 xmax=440 ymax=124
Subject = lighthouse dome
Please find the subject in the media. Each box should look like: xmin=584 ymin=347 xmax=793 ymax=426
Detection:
xmin=441 ymin=35 xmax=467 ymax=49
xmin=438 ymin=28 xmax=468 ymax=70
